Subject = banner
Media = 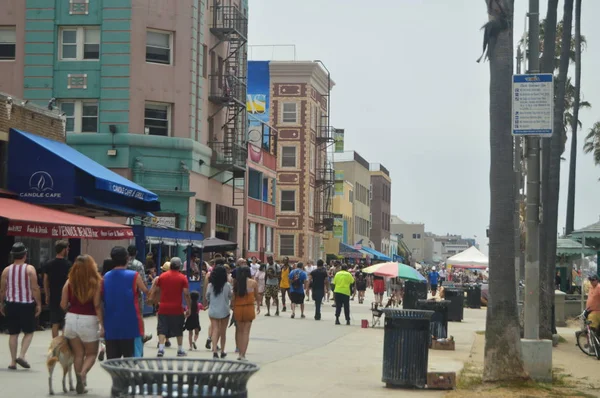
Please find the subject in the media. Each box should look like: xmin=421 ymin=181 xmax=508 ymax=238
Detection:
xmin=7 ymin=221 xmax=134 ymax=240
xmin=334 ymin=170 xmax=344 ymax=196
xmin=334 ymin=129 xmax=344 ymax=153
xmin=247 ymin=61 xmax=271 ymax=148
xmin=333 ymin=217 xmax=343 ymax=239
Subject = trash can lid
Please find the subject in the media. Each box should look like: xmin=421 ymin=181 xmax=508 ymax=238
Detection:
xmin=381 ymin=308 xmax=434 ymax=319
xmin=101 ymin=358 xmax=260 ymax=375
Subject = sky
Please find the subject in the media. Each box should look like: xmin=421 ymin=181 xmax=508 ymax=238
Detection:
xmin=247 ymin=0 xmax=600 ymax=254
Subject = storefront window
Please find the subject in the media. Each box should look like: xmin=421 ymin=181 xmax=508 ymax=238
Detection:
xmin=249 ymin=223 xmax=257 ymax=252
xmin=14 ymin=237 xmax=54 ymax=271
xmin=265 ymin=227 xmax=273 ymax=253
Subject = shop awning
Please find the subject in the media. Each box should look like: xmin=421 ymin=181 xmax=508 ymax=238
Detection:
xmin=202 ymin=237 xmax=238 ymax=252
xmin=132 ymin=226 xmax=204 ymax=247
xmin=338 ymin=242 xmax=370 ymax=259
xmin=7 ymin=128 xmax=160 ymax=216
xmin=0 ymin=198 xmax=133 ymax=239
xmin=360 ymin=246 xmax=392 ymax=262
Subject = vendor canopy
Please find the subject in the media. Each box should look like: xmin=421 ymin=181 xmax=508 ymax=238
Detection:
xmin=446 ymin=246 xmax=488 ymax=269
xmin=0 ymin=198 xmax=133 ymax=239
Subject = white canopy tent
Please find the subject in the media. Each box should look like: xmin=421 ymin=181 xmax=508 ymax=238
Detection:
xmin=446 ymin=246 xmax=488 ymax=269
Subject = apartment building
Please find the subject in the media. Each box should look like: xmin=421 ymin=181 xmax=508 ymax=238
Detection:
xmin=324 ymin=180 xmax=354 ymax=258
xmin=369 ymin=163 xmax=391 ymax=254
xmin=334 ymin=151 xmax=371 ymax=247
xmin=0 ymin=0 xmax=249 ymax=245
xmin=248 ymin=61 xmax=335 ymax=262
xmin=390 ymin=215 xmax=425 ymax=262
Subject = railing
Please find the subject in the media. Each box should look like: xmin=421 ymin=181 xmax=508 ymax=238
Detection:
xmin=210 ymin=5 xmax=248 ymax=39
xmin=248 ymin=197 xmax=276 ymax=219
xmin=316 ymin=167 xmax=334 ymax=184
xmin=208 ymin=141 xmax=248 ymax=170
xmin=208 ymin=74 xmax=247 ymax=106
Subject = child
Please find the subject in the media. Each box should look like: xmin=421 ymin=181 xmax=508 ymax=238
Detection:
xmin=185 ymin=291 xmax=204 ymax=350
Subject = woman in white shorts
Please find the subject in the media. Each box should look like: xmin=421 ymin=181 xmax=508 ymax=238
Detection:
xmin=60 ymin=255 xmax=103 ymax=394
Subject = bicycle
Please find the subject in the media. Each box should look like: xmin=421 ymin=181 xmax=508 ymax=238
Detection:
xmin=575 ymin=309 xmax=600 ymax=359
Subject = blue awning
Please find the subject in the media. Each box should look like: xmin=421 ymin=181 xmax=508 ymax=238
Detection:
xmin=360 ymin=246 xmax=392 ymax=261
xmin=339 ymin=242 xmax=371 ymax=259
xmin=7 ymin=128 xmax=160 ymax=215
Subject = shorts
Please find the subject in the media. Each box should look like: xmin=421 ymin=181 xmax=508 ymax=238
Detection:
xmin=290 ymin=292 xmax=305 ymax=305
xmin=4 ymin=302 xmax=36 ymax=335
xmin=157 ymin=314 xmax=185 ymax=338
xmin=588 ymin=311 xmax=600 ymax=331
xmin=233 ymin=304 xmax=256 ymax=322
xmin=49 ymin=306 xmax=65 ymax=325
xmin=133 ymin=336 xmax=143 ymax=358
xmin=105 ymin=339 xmax=135 ymax=360
xmin=373 ymin=279 xmax=385 ymax=295
xmin=265 ymin=285 xmax=279 ymax=299
xmin=64 ymin=313 xmax=100 ymax=343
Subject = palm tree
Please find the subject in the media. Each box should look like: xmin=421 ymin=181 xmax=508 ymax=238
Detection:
xmin=583 ymin=122 xmax=600 ymax=166
xmin=481 ymin=0 xmax=527 ymax=382
xmin=566 ymin=0 xmax=583 ymax=235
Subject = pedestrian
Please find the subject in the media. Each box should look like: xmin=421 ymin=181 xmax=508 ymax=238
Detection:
xmin=309 ymin=259 xmax=329 ymax=320
xmin=60 ymin=254 xmax=103 ymax=393
xmin=279 ymin=257 xmax=291 ymax=312
xmin=42 ymin=240 xmax=71 ymax=339
xmin=333 ymin=264 xmax=354 ymax=325
xmin=153 ymin=257 xmax=190 ymax=357
xmin=102 ymin=246 xmax=149 ymax=360
xmin=428 ymin=266 xmax=440 ymax=296
xmin=254 ymin=263 xmax=266 ymax=306
xmin=232 ymin=266 xmax=260 ymax=361
xmin=264 ymin=256 xmax=281 ymax=316
xmin=185 ymin=291 xmax=204 ymax=350
xmin=127 ymin=245 xmax=152 ymax=350
xmin=0 ymin=242 xmax=41 ymax=370
xmin=305 ymin=260 xmax=316 ymax=300
xmin=206 ymin=265 xmax=232 ymax=359
xmin=354 ymin=268 xmax=367 ymax=304
xmin=373 ymin=273 xmax=385 ymax=305
xmin=288 ymin=262 xmax=308 ymax=318
xmin=249 ymin=256 xmax=260 ymax=277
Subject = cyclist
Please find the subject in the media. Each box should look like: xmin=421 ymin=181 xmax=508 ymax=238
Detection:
xmin=586 ymin=274 xmax=600 ymax=332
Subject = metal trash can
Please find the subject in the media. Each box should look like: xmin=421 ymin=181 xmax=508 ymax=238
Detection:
xmin=382 ymin=309 xmax=433 ymax=388
xmin=402 ymin=280 xmax=428 ymax=309
xmin=101 ymin=358 xmax=259 ymax=397
xmin=416 ymin=299 xmax=450 ymax=344
xmin=444 ymin=288 xmax=464 ymax=322
xmin=465 ymin=284 xmax=481 ymax=309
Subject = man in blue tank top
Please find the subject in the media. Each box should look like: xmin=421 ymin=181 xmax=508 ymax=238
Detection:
xmin=102 ymin=246 xmax=149 ymax=359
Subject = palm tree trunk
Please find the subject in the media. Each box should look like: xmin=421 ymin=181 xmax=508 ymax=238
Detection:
xmin=545 ymin=0 xmax=574 ymax=338
xmin=483 ymin=0 xmax=527 ymax=381
xmin=566 ymin=0 xmax=582 ymax=235
xmin=538 ymin=0 xmax=559 ymax=340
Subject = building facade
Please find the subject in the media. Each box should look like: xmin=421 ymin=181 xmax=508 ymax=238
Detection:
xmin=264 ymin=61 xmax=335 ymax=262
xmin=390 ymin=215 xmax=425 ymax=262
xmin=369 ymin=163 xmax=391 ymax=254
xmin=334 ymin=151 xmax=371 ymax=247
xmin=324 ymin=180 xmax=353 ymax=257
xmin=0 ymin=0 xmax=249 ymax=246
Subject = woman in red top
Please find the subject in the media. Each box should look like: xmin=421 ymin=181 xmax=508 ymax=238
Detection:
xmin=60 ymin=255 xmax=103 ymax=394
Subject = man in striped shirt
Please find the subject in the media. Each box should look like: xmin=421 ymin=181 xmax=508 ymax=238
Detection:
xmin=0 ymin=242 xmax=42 ymax=370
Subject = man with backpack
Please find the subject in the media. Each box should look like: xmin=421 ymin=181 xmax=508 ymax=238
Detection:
xmin=288 ymin=262 xmax=308 ymax=319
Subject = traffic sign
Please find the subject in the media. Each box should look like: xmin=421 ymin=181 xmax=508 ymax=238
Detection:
xmin=512 ymin=73 xmax=554 ymax=136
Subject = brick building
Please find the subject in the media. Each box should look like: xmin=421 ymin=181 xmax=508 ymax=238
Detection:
xmin=0 ymin=92 xmax=66 ymax=189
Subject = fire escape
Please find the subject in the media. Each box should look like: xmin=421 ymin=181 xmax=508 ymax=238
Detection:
xmin=315 ymin=71 xmax=336 ymax=232
xmin=207 ymin=2 xmax=248 ymax=207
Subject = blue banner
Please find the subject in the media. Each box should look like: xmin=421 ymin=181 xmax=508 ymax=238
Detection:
xmin=247 ymin=61 xmax=270 ymax=148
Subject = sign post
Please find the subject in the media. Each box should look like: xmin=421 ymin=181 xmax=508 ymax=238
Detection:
xmin=512 ymin=73 xmax=554 ymax=137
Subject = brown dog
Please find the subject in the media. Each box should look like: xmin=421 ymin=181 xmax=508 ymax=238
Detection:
xmin=47 ymin=336 xmax=75 ymax=395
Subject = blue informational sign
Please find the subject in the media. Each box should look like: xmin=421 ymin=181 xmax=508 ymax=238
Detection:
xmin=247 ymin=61 xmax=270 ymax=147
xmin=512 ymin=73 xmax=554 ymax=136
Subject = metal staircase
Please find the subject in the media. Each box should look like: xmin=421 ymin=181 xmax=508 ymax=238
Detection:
xmin=314 ymin=85 xmax=336 ymax=232
xmin=207 ymin=2 xmax=248 ymax=207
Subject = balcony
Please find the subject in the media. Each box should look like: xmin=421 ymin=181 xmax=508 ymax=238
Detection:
xmin=208 ymin=141 xmax=248 ymax=172
xmin=248 ymin=197 xmax=276 ymax=220
xmin=210 ymin=5 xmax=248 ymax=41
xmin=208 ymin=74 xmax=247 ymax=106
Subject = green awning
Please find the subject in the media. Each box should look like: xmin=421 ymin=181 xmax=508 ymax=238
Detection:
xmin=556 ymin=238 xmax=596 ymax=257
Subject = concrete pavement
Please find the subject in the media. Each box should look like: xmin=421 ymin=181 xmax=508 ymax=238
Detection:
xmin=0 ymin=294 xmax=486 ymax=397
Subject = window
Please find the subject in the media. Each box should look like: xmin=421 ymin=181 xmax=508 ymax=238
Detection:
xmin=280 ymin=190 xmax=295 ymax=212
xmin=144 ymin=102 xmax=170 ymax=136
xmin=311 ymin=104 xmax=317 ymax=130
xmin=282 ymin=102 xmax=297 ymax=123
xmin=281 ymin=146 xmax=296 ymax=168
xmin=249 ymin=223 xmax=257 ymax=252
xmin=309 ymin=187 xmax=314 ymax=217
xmin=146 ymin=30 xmax=172 ymax=65
xmin=265 ymin=227 xmax=273 ymax=253
xmin=59 ymin=27 xmax=100 ymax=60
xmin=0 ymin=27 xmax=16 ymax=60
xmin=248 ymin=169 xmax=262 ymax=200
xmin=279 ymin=234 xmax=295 ymax=256
xmin=59 ymin=100 xmax=98 ymax=133
xmin=202 ymin=44 xmax=208 ymax=78
xmin=310 ymin=144 xmax=315 ymax=172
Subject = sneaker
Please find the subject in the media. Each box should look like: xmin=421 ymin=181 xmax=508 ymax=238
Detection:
xmin=346 ymin=320 xmax=351 ymax=325
xmin=143 ymin=334 xmax=153 ymax=344
xmin=213 ymin=352 xmax=219 ymax=359
xmin=301 ymin=314 xmax=306 ymax=319
xmin=98 ymin=350 xmax=105 ymax=362
xmin=192 ymin=342 xmax=197 ymax=350
xmin=265 ymin=313 xmax=271 ymax=317
xmin=165 ymin=340 xmax=172 ymax=348
xmin=205 ymin=339 xmax=212 ymax=350
xmin=275 ymin=311 xmax=280 ymax=316
xmin=282 ymin=306 xmax=287 ymax=312
xmin=335 ymin=319 xmax=341 ymax=325
xmin=220 ymin=352 xmax=227 ymax=359
xmin=291 ymin=313 xmax=295 ymax=319
xmin=177 ymin=350 xmax=187 ymax=357
xmin=157 ymin=350 xmax=165 ymax=357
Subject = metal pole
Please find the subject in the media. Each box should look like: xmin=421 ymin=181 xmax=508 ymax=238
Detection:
xmin=581 ymin=236 xmax=586 ymax=312
xmin=524 ymin=0 xmax=541 ymax=340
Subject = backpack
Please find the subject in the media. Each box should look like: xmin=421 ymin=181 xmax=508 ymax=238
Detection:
xmin=266 ymin=265 xmax=276 ymax=279
xmin=291 ymin=271 xmax=302 ymax=289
